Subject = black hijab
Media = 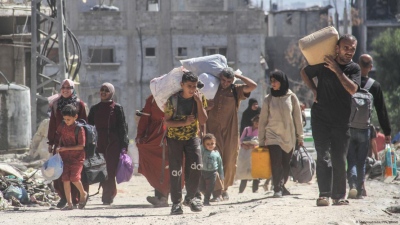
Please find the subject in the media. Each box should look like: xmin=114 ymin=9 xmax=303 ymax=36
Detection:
xmin=270 ymin=70 xmax=289 ymax=97
xmin=240 ymin=98 xmax=261 ymax=134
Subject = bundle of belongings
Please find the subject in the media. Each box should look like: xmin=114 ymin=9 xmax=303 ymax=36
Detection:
xmin=149 ymin=54 xmax=241 ymax=110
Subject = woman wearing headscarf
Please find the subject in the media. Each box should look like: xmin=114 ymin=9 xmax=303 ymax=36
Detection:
xmin=88 ymin=83 xmax=129 ymax=204
xmin=240 ymin=98 xmax=261 ymax=135
xmin=258 ymin=70 xmax=304 ymax=198
xmin=47 ymin=79 xmax=89 ymax=208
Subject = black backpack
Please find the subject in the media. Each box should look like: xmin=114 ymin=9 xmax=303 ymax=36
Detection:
xmin=349 ymin=78 xmax=375 ymax=129
xmin=74 ymin=119 xmax=98 ymax=158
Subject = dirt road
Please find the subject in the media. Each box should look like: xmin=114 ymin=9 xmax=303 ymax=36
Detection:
xmin=1 ymin=175 xmax=400 ymax=225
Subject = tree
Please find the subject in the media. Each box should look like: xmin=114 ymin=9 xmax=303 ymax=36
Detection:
xmin=371 ymin=28 xmax=400 ymax=134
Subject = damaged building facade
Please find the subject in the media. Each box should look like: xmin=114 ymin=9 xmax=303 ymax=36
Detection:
xmin=65 ymin=0 xmax=267 ymax=138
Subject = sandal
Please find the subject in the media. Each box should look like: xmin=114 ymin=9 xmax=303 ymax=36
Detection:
xmin=316 ymin=197 xmax=330 ymax=206
xmin=61 ymin=205 xmax=73 ymax=210
xmin=332 ymin=199 xmax=349 ymax=206
xmin=78 ymin=192 xmax=89 ymax=209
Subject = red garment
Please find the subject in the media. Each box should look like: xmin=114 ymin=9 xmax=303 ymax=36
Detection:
xmin=88 ymin=101 xmax=122 ymax=203
xmin=136 ymin=95 xmax=171 ymax=197
xmin=47 ymin=98 xmax=88 ymax=204
xmin=58 ymin=123 xmax=86 ymax=182
xmin=376 ymin=132 xmax=386 ymax=152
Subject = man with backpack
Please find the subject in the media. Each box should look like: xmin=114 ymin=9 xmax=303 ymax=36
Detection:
xmin=347 ymin=54 xmax=391 ymax=199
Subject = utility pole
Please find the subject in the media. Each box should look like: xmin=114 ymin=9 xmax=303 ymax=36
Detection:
xmin=30 ymin=0 xmax=67 ymax=134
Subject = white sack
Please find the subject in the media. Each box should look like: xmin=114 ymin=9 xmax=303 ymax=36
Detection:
xmin=198 ymin=73 xmax=220 ymax=100
xmin=149 ymin=67 xmax=184 ymax=112
xmin=180 ymin=54 xmax=227 ymax=77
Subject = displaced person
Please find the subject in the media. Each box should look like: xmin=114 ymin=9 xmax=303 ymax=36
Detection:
xmin=240 ymin=98 xmax=261 ymax=135
xmin=239 ymin=115 xmax=260 ymax=193
xmin=206 ymin=68 xmax=257 ymax=200
xmin=136 ymin=94 xmax=170 ymax=207
xmin=56 ymin=104 xmax=88 ymax=210
xmin=346 ymin=54 xmax=391 ymax=199
xmin=88 ymin=83 xmax=129 ymax=205
xmin=164 ymin=71 xmax=208 ymax=215
xmin=259 ymin=70 xmax=303 ymax=198
xmin=47 ymin=79 xmax=88 ymax=208
xmin=199 ymin=133 xmax=224 ymax=206
xmin=300 ymin=34 xmax=361 ymax=206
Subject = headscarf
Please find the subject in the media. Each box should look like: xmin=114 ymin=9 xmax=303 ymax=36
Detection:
xmin=240 ymin=98 xmax=261 ymax=134
xmin=101 ymin=82 xmax=115 ymax=100
xmin=57 ymin=79 xmax=78 ymax=111
xmin=270 ymin=70 xmax=289 ymax=97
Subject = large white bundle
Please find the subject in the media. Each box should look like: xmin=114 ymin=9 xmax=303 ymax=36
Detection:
xmin=180 ymin=54 xmax=227 ymax=77
xmin=198 ymin=73 xmax=220 ymax=100
xmin=298 ymin=26 xmax=339 ymax=65
xmin=149 ymin=67 xmax=184 ymax=111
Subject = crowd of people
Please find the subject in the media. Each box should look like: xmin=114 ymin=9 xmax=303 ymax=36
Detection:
xmin=46 ymin=33 xmax=392 ymax=214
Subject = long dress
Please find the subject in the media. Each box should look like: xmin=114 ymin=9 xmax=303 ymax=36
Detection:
xmin=136 ymin=95 xmax=170 ymax=197
xmin=47 ymin=98 xmax=88 ymax=204
xmin=88 ymin=101 xmax=129 ymax=203
xmin=206 ymin=84 xmax=249 ymax=189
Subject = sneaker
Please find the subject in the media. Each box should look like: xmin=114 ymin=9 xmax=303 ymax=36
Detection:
xmin=170 ymin=203 xmax=183 ymax=215
xmin=188 ymin=198 xmax=203 ymax=212
xmin=147 ymin=196 xmax=169 ymax=207
xmin=348 ymin=189 xmax=358 ymax=199
xmin=282 ymin=187 xmax=291 ymax=196
xmin=56 ymin=198 xmax=67 ymax=208
xmin=273 ymin=191 xmax=282 ymax=198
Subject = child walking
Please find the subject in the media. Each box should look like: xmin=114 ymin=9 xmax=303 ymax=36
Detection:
xmin=56 ymin=104 xmax=88 ymax=210
xmin=164 ymin=71 xmax=208 ymax=215
xmin=238 ymin=114 xmax=260 ymax=193
xmin=199 ymin=133 xmax=224 ymax=206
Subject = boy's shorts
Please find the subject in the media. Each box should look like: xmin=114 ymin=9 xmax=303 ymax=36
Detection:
xmin=60 ymin=151 xmax=85 ymax=182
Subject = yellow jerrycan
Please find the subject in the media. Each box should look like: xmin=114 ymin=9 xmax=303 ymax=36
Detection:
xmin=251 ymin=146 xmax=272 ymax=179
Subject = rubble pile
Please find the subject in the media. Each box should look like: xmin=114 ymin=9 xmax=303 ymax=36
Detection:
xmin=0 ymin=163 xmax=59 ymax=210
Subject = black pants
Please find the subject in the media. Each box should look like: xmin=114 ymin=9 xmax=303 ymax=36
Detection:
xmin=239 ymin=179 xmax=260 ymax=193
xmin=268 ymin=145 xmax=292 ymax=193
xmin=167 ymin=137 xmax=202 ymax=204
xmin=199 ymin=170 xmax=217 ymax=202
xmin=312 ymin=119 xmax=350 ymax=199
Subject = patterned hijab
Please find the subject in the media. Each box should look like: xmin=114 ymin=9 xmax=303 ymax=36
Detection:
xmin=270 ymin=70 xmax=289 ymax=97
xmin=57 ymin=79 xmax=78 ymax=111
xmin=101 ymin=82 xmax=115 ymax=100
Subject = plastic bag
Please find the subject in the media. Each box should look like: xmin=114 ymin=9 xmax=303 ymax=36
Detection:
xmin=116 ymin=151 xmax=134 ymax=184
xmin=149 ymin=67 xmax=185 ymax=111
xmin=41 ymin=153 xmax=63 ymax=181
xmin=198 ymin=73 xmax=220 ymax=100
xmin=4 ymin=185 xmax=29 ymax=203
xmin=180 ymin=54 xmax=228 ymax=77
xmin=235 ymin=148 xmax=253 ymax=180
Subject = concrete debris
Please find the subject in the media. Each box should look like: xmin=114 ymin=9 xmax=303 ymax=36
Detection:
xmin=0 ymin=163 xmax=59 ymax=211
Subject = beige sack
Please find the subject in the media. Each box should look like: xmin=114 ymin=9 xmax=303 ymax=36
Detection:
xmin=298 ymin=26 xmax=339 ymax=65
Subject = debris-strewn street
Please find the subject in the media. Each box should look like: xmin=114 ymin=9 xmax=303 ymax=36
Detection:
xmin=1 ymin=171 xmax=400 ymax=225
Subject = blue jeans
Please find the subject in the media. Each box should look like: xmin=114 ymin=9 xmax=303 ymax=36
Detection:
xmin=347 ymin=128 xmax=370 ymax=193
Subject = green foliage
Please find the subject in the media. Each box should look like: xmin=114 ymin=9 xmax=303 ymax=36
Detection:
xmin=371 ymin=29 xmax=400 ymax=134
